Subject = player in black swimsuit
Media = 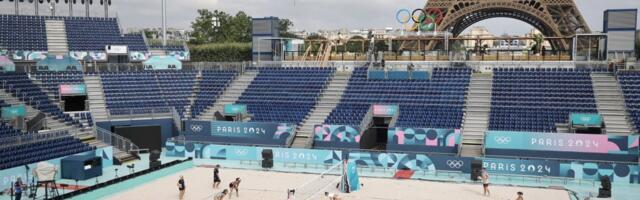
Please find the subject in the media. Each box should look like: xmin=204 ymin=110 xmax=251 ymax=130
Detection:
xmin=177 ymin=176 xmax=186 ymax=200
xmin=228 ymin=177 xmax=241 ymax=198
xmin=213 ymin=165 xmax=221 ymax=189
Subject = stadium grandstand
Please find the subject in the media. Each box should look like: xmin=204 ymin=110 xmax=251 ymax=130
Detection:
xmin=0 ymin=0 xmax=639 ymax=200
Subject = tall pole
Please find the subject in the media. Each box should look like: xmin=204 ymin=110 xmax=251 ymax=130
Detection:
xmin=35 ymin=1 xmax=39 ymax=16
xmin=51 ymin=2 xmax=56 ymax=17
xmin=14 ymin=0 xmax=19 ymax=15
xmin=162 ymin=0 xmax=167 ymax=47
xmin=104 ymin=1 xmax=109 ymax=18
xmin=69 ymin=1 xmax=73 ymax=17
xmin=85 ymin=1 xmax=90 ymax=17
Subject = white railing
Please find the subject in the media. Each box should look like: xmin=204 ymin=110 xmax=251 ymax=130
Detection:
xmin=0 ymin=130 xmax=70 ymax=149
xmin=94 ymin=126 xmax=142 ymax=153
xmin=359 ymin=106 xmax=374 ymax=132
xmin=171 ymin=107 xmax=182 ymax=134
xmin=303 ymin=127 xmax=317 ymax=148
xmin=184 ymin=62 xmax=247 ymax=72
xmin=107 ymin=107 xmax=173 ymax=120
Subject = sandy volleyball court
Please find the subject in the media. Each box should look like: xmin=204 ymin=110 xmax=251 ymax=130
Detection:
xmin=105 ymin=167 xmax=570 ymax=200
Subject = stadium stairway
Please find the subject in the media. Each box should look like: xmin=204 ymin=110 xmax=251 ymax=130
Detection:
xmin=84 ymin=75 xmax=109 ymax=122
xmin=591 ymin=73 xmax=636 ymax=135
xmin=555 ymin=123 xmax=571 ymax=133
xmin=28 ymin=77 xmax=60 ymax=103
xmin=33 ymin=75 xmax=138 ymax=164
xmin=459 ymin=72 xmax=493 ymax=157
xmin=45 ymin=20 xmax=69 ymax=55
xmin=0 ymin=87 xmax=88 ymax=134
xmin=184 ymin=71 xmax=203 ymax=118
xmin=291 ymin=70 xmax=352 ymax=148
xmin=198 ymin=71 xmax=259 ymax=120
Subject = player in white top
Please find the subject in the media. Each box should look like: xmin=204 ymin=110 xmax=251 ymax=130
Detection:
xmin=480 ymin=168 xmax=491 ymax=197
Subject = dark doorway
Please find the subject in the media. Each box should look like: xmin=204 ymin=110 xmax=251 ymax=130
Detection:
xmin=360 ymin=117 xmax=391 ymax=150
xmin=112 ymin=125 xmax=162 ymax=152
xmin=61 ymin=96 xmax=87 ymax=112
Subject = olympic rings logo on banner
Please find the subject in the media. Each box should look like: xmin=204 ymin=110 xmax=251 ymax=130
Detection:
xmin=447 ymin=160 xmax=465 ymax=169
xmin=190 ymin=124 xmax=204 ymax=133
xmin=494 ymin=136 xmax=512 ymax=144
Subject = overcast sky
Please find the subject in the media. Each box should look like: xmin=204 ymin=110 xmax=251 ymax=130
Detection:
xmin=107 ymin=0 xmax=640 ymax=34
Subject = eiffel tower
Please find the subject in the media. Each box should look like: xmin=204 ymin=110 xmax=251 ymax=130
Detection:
xmin=413 ymin=0 xmax=591 ymax=50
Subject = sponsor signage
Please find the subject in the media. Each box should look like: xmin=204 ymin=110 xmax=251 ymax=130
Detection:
xmin=223 ymin=104 xmax=247 ymax=116
xmin=165 ymin=142 xmax=342 ymax=165
xmin=570 ymin=113 xmax=602 ymax=127
xmin=486 ymin=131 xmax=635 ymax=154
xmin=372 ymin=104 xmax=399 ymax=117
xmin=314 ymin=125 xmax=361 ymax=149
xmin=59 ymin=84 xmax=87 ymax=96
xmin=387 ymin=127 xmax=461 ymax=154
xmin=485 ymin=131 xmax=639 ymax=162
xmin=483 ymin=158 xmax=560 ymax=176
xmin=183 ymin=120 xmax=295 ymax=146
xmin=105 ymin=45 xmax=128 ymax=54
xmin=164 ymin=142 xmax=640 ymax=184
xmin=1 ymin=105 xmax=26 ymax=120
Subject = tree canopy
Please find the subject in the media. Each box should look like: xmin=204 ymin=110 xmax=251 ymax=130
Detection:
xmin=189 ymin=9 xmax=295 ymax=45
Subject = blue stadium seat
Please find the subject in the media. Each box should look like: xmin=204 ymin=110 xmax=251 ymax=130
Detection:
xmin=325 ymin=67 xmax=471 ymax=129
xmin=488 ymin=68 xmax=598 ymax=132
xmin=617 ymin=71 xmax=640 ymax=131
xmin=235 ymin=67 xmax=335 ymax=125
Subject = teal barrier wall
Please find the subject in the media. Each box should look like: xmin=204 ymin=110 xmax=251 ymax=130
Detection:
xmin=36 ymin=54 xmax=83 ymax=72
xmin=143 ymin=56 xmax=182 ymax=70
xmin=570 ymin=113 xmax=603 ymax=127
xmin=223 ymin=104 xmax=247 ymax=116
xmin=485 ymin=131 xmax=639 ymax=162
xmin=165 ymin=142 xmax=640 ymax=184
xmin=1 ymin=105 xmax=26 ymax=120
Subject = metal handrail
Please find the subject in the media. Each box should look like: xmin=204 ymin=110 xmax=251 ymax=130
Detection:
xmin=171 ymin=107 xmax=182 ymax=133
xmin=388 ymin=107 xmax=400 ymax=127
xmin=482 ymin=152 xmax=639 ymax=165
xmin=359 ymin=106 xmax=374 ymax=132
xmin=26 ymin=112 xmax=47 ymax=132
xmin=168 ymin=137 xmax=286 ymax=148
xmin=0 ymin=130 xmax=70 ymax=149
xmin=93 ymin=126 xmax=140 ymax=153
xmin=107 ymin=107 xmax=173 ymax=120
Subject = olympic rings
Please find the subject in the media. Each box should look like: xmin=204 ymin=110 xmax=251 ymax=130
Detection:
xmin=446 ymin=160 xmax=465 ymax=169
xmin=396 ymin=9 xmax=411 ymax=24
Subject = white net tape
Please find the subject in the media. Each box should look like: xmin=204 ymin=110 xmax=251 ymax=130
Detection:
xmin=292 ymin=162 xmax=343 ymax=200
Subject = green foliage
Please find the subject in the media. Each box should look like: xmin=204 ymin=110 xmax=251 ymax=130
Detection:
xmin=278 ymin=19 xmax=298 ymax=38
xmin=530 ymin=33 xmax=545 ymax=54
xmin=190 ymin=9 xmax=296 ymax=44
xmin=190 ymin=10 xmax=252 ymax=44
xmin=188 ymin=43 xmax=252 ymax=62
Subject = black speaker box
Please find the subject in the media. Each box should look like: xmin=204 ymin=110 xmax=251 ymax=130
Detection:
xmin=150 ymin=160 xmax=162 ymax=169
xmin=470 ymin=160 xmax=483 ymax=181
xmin=262 ymin=160 xmax=273 ymax=169
xmin=597 ymin=189 xmax=611 ymax=198
xmin=214 ymin=111 xmax=226 ymax=121
xmin=262 ymin=149 xmax=274 ymax=160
